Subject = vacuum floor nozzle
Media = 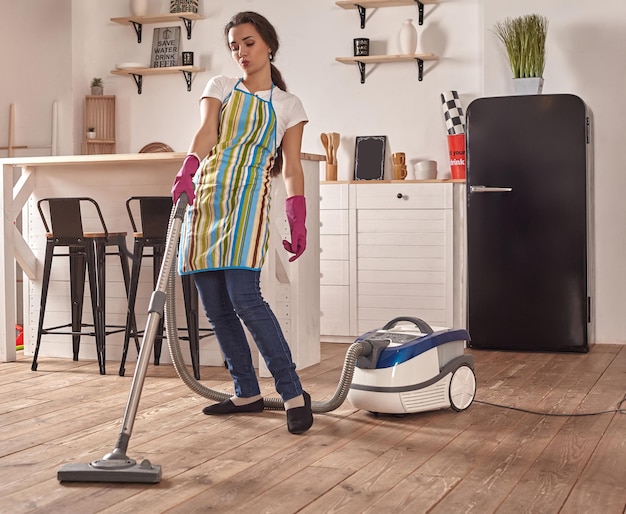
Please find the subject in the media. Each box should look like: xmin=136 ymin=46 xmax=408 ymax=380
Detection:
xmin=57 ymin=459 xmax=162 ymax=483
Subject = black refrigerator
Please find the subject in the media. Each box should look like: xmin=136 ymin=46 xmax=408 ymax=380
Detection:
xmin=465 ymin=94 xmax=592 ymax=352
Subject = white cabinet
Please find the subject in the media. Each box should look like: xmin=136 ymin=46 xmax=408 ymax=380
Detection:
xmin=319 ymin=182 xmax=459 ymax=339
xmin=319 ymin=183 xmax=351 ymax=336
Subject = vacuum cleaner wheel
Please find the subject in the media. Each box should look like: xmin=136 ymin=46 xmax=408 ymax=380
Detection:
xmin=449 ymin=365 xmax=476 ymax=411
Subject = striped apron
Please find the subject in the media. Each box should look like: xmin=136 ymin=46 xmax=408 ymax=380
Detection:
xmin=178 ymin=81 xmax=277 ymax=273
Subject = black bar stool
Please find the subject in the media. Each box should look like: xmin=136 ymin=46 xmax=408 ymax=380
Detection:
xmin=119 ymin=196 xmax=212 ymax=379
xmin=32 ymin=197 xmax=134 ymax=375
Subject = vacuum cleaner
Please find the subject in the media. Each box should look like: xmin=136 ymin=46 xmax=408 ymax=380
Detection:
xmin=57 ymin=193 xmax=475 ymax=483
xmin=348 ymin=317 xmax=475 ymax=414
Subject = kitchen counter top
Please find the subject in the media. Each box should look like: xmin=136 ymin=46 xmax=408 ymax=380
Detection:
xmin=1 ymin=152 xmax=326 ymax=167
xmin=321 ymin=179 xmax=466 ymax=184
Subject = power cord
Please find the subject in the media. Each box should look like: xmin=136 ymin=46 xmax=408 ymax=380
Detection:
xmin=473 ymin=392 xmax=626 ymax=417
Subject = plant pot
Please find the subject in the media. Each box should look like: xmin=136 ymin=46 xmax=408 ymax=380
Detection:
xmin=91 ymin=86 xmax=103 ymax=96
xmin=87 ymin=132 xmax=97 ymax=140
xmin=513 ymin=77 xmax=544 ymax=95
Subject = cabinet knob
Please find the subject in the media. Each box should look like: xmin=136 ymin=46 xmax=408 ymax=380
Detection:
xmin=397 ymin=193 xmax=403 ymax=199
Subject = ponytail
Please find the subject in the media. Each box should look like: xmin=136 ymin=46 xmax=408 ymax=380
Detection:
xmin=269 ymin=63 xmax=286 ymax=177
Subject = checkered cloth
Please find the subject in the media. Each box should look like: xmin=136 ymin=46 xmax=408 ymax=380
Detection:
xmin=441 ymin=90 xmax=465 ymax=135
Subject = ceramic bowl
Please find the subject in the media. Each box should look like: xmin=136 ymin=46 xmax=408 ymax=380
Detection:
xmin=414 ymin=160 xmax=437 ymax=179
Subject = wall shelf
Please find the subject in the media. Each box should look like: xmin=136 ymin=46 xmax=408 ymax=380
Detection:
xmin=110 ymin=12 xmax=205 ymax=43
xmin=336 ymin=53 xmax=438 ymax=83
xmin=83 ymin=95 xmax=115 ymax=155
xmin=336 ymin=0 xmax=438 ymax=28
xmin=111 ymin=66 xmax=204 ymax=94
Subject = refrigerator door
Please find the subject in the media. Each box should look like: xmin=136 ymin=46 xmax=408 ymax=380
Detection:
xmin=466 ymin=94 xmax=589 ymax=352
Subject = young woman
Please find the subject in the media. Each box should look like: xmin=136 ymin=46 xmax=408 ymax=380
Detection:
xmin=171 ymin=11 xmax=313 ymax=434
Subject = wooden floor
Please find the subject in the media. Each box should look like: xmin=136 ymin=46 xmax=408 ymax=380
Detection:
xmin=0 ymin=342 xmax=625 ymax=513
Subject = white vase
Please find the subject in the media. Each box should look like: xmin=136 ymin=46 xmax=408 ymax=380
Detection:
xmin=131 ymin=0 xmax=149 ymax=16
xmin=513 ymin=77 xmax=544 ymax=95
xmin=399 ymin=19 xmax=417 ymax=55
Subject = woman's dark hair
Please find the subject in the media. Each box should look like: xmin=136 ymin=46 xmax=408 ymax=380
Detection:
xmin=224 ymin=11 xmax=287 ymax=176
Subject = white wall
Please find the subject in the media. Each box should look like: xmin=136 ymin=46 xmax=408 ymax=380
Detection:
xmin=67 ymin=0 xmax=480 ymax=173
xmin=1 ymin=0 xmax=73 ymax=156
xmin=3 ymin=0 xmax=625 ymax=344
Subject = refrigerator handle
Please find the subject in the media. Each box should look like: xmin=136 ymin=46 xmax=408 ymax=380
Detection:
xmin=470 ymin=185 xmax=513 ymax=193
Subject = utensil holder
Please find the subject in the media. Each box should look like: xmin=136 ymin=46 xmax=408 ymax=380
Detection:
xmin=325 ymin=163 xmax=337 ymax=181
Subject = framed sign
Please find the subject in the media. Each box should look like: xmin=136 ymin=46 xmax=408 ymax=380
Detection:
xmin=354 ymin=135 xmax=386 ymax=180
xmin=151 ymin=26 xmax=181 ymax=68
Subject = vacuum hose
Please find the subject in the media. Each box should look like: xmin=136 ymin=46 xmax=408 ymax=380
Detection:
xmin=163 ymin=196 xmax=368 ymax=413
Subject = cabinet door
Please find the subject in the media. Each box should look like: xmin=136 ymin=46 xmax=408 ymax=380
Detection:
xmin=354 ymin=184 xmax=454 ymax=333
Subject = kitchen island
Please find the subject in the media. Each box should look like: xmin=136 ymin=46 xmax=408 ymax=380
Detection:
xmin=0 ymin=152 xmax=322 ymax=375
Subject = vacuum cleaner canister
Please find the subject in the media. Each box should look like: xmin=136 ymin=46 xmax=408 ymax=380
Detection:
xmin=347 ymin=317 xmax=476 ymax=415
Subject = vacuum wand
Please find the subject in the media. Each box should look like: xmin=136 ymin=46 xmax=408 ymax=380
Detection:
xmin=57 ymin=193 xmax=189 ymax=483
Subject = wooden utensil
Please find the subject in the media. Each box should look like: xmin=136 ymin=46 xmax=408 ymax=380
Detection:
xmin=320 ymin=133 xmax=332 ymax=163
xmin=327 ymin=133 xmax=335 ymax=164
xmin=331 ymin=132 xmax=340 ymax=164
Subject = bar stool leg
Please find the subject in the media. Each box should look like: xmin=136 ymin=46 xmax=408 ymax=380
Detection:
xmin=119 ymin=238 xmax=144 ymax=376
xmin=87 ymin=240 xmax=107 ymax=375
xmin=69 ymin=246 xmax=87 ymax=361
xmin=181 ymin=274 xmax=201 ymax=380
xmin=31 ymin=240 xmax=55 ymax=371
xmin=116 ymin=235 xmax=138 ymax=345
xmin=152 ymin=245 xmax=166 ymax=366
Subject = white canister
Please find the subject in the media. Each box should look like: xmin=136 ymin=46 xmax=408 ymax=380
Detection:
xmin=399 ymin=19 xmax=418 ymax=55
xmin=131 ymin=0 xmax=149 ymax=16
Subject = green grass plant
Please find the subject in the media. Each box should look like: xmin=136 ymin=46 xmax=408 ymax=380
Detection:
xmin=493 ymin=14 xmax=548 ymax=78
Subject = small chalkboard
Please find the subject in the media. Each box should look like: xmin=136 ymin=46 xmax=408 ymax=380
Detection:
xmin=151 ymin=26 xmax=181 ymax=68
xmin=354 ymin=136 xmax=386 ymax=180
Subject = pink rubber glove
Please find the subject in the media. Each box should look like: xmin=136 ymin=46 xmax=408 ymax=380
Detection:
xmin=282 ymin=195 xmax=307 ymax=262
xmin=172 ymin=153 xmax=200 ymax=206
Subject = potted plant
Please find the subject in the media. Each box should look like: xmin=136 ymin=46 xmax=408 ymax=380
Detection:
xmin=86 ymin=127 xmax=97 ymax=139
xmin=493 ymin=14 xmax=548 ymax=95
xmin=90 ymin=78 xmax=104 ymax=95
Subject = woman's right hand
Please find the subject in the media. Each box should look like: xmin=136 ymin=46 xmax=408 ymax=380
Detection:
xmin=172 ymin=153 xmax=200 ymax=205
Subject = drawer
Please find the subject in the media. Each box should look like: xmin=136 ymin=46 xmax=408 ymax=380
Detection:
xmin=321 ymin=259 xmax=349 ymax=285
xmin=354 ymin=182 xmax=452 ymax=210
xmin=320 ymin=183 xmax=349 ymax=210
xmin=320 ymin=234 xmax=349 ymax=260
xmin=320 ymin=209 xmax=348 ymax=235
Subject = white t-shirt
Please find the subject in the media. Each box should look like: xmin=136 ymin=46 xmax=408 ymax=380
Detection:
xmin=201 ymin=75 xmax=308 ymax=146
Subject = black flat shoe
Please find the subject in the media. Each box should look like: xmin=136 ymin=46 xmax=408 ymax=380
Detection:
xmin=286 ymin=391 xmax=313 ymax=434
xmin=202 ymin=398 xmax=264 ymax=415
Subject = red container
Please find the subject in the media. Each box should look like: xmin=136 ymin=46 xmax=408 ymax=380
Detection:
xmin=15 ymin=324 xmax=23 ymax=349
xmin=447 ymin=133 xmax=466 ymax=179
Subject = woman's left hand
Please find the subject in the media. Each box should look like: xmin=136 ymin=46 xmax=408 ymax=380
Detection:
xmin=283 ymin=195 xmax=306 ymax=262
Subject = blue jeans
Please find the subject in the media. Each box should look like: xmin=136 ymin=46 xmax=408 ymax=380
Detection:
xmin=193 ymin=269 xmax=303 ymax=402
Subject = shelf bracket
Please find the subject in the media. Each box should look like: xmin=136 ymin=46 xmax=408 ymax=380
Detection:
xmin=415 ymin=1 xmax=425 ymax=25
xmin=182 ymin=70 xmax=193 ymax=91
xmin=356 ymin=4 xmax=366 ymax=29
xmin=131 ymin=73 xmax=143 ymax=94
xmin=415 ymin=58 xmax=424 ymax=81
xmin=180 ymin=17 xmax=193 ymax=39
xmin=355 ymin=61 xmax=366 ymax=84
xmin=130 ymin=21 xmax=143 ymax=43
